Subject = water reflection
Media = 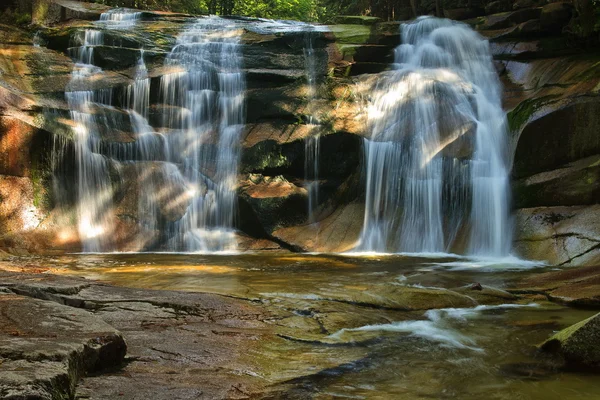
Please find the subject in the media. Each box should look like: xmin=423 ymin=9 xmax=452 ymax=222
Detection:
xmin=18 ymin=253 xmax=600 ymax=399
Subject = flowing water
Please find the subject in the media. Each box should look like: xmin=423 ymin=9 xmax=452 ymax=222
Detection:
xmin=358 ymin=17 xmax=511 ymax=256
xmin=303 ymin=27 xmax=321 ymax=224
xmin=159 ymin=18 xmax=245 ymax=251
xmin=60 ymin=14 xmax=245 ymax=252
xmin=18 ymin=252 xmax=599 ymax=399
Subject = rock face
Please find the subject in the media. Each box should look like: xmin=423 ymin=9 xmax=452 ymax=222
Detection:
xmin=0 ymin=0 xmax=598 ymax=262
xmin=484 ymin=3 xmax=600 ymax=265
xmin=513 ymin=205 xmax=600 ymax=266
xmin=540 ymin=312 xmax=600 ymax=370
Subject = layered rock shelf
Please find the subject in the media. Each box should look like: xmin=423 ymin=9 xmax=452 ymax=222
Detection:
xmin=0 ymin=0 xmax=598 ymax=262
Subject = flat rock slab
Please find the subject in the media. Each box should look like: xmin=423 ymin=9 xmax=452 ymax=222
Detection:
xmin=513 ymin=265 xmax=600 ymax=308
xmin=0 ymin=291 xmax=126 ymax=400
xmin=0 ymin=271 xmax=274 ymax=399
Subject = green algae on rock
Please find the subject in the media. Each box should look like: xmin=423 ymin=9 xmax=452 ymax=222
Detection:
xmin=540 ymin=312 xmax=600 ymax=370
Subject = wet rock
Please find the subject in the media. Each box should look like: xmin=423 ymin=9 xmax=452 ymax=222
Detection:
xmin=273 ymin=201 xmax=364 ymax=252
xmin=330 ymin=285 xmax=478 ymax=311
xmin=238 ymin=174 xmax=307 ymax=233
xmin=93 ymin=46 xmax=166 ymax=71
xmin=485 ymin=1 xmax=512 ymax=15
xmin=513 ymin=154 xmax=600 ymax=208
xmin=32 ymin=0 xmax=111 ymax=26
xmin=332 ymin=16 xmax=382 ymax=25
xmin=513 ymin=0 xmax=540 ymax=10
xmin=513 ymin=205 xmax=600 ymax=267
xmin=539 ymin=2 xmax=573 ymax=33
xmin=114 ymin=162 xmax=194 ymax=223
xmin=0 ymin=271 xmax=273 ymax=400
xmin=481 ymin=8 xmax=542 ymax=30
xmin=444 ymin=8 xmax=485 ymax=21
xmin=540 ymin=312 xmax=600 ymax=370
xmin=0 ymin=175 xmax=44 ymax=235
xmin=512 ymin=100 xmax=600 ymax=178
xmin=515 ymin=265 xmax=600 ymax=307
xmin=454 ymin=284 xmax=518 ymax=305
xmin=0 ymin=291 xmax=126 ymax=399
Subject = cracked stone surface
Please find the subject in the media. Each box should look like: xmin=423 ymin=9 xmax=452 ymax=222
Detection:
xmin=513 ymin=265 xmax=600 ymax=308
xmin=513 ymin=205 xmax=600 ymax=266
xmin=0 ymin=271 xmax=274 ymax=399
xmin=0 ymin=291 xmax=126 ymax=400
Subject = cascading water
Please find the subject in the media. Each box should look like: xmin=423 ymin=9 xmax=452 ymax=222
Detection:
xmin=303 ymin=27 xmax=320 ymax=224
xmin=159 ymin=18 xmax=245 ymax=251
xmin=66 ymin=27 xmax=115 ymax=252
xmin=357 ymin=17 xmax=511 ymax=257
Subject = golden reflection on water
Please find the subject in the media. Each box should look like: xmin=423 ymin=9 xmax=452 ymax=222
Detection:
xmin=9 ymin=253 xmax=600 ymax=399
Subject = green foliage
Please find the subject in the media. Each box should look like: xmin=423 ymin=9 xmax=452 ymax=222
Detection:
xmin=0 ymin=8 xmax=31 ymax=26
xmin=235 ymin=0 xmax=321 ymax=21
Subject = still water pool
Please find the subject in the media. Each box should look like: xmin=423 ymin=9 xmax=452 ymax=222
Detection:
xmin=26 ymin=252 xmax=600 ymax=399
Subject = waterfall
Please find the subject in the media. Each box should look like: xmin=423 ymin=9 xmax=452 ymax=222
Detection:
xmin=66 ymin=28 xmax=113 ymax=252
xmin=303 ymin=27 xmax=320 ymax=224
xmin=58 ymin=13 xmax=246 ymax=252
xmin=357 ymin=17 xmax=511 ymax=257
xmin=159 ymin=18 xmax=246 ymax=251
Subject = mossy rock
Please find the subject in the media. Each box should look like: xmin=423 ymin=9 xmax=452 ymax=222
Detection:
xmin=327 ymin=24 xmax=374 ymax=45
xmin=512 ymin=99 xmax=600 ymax=178
xmin=332 ymin=16 xmax=382 ymax=26
xmin=540 ymin=312 xmax=600 ymax=370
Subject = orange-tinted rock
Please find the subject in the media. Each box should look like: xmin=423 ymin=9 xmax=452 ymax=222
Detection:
xmin=272 ymin=201 xmax=364 ymax=252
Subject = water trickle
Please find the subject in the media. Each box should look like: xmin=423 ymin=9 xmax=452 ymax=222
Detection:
xmin=303 ymin=27 xmax=320 ymax=224
xmin=99 ymin=9 xmax=143 ymax=27
xmin=159 ymin=18 xmax=246 ymax=251
xmin=357 ymin=17 xmax=511 ymax=257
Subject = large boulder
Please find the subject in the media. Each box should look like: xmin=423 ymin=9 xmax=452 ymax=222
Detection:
xmin=272 ymin=201 xmax=364 ymax=252
xmin=539 ymin=2 xmax=574 ymax=33
xmin=513 ymin=205 xmax=600 ymax=266
xmin=540 ymin=312 xmax=600 ymax=370
xmin=238 ymin=174 xmax=308 ymax=233
xmin=513 ymin=154 xmax=600 ymax=208
xmin=512 ymin=100 xmax=600 ymax=179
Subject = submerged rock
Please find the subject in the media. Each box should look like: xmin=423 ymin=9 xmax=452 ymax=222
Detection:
xmin=540 ymin=312 xmax=600 ymax=370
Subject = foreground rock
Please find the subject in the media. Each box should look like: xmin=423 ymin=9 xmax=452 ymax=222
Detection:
xmin=514 ymin=265 xmax=600 ymax=308
xmin=0 ymin=291 xmax=126 ymax=399
xmin=0 ymin=271 xmax=272 ymax=399
xmin=540 ymin=312 xmax=600 ymax=370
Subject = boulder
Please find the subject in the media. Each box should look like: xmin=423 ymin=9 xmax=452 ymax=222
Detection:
xmin=273 ymin=201 xmax=364 ymax=252
xmin=512 ymin=100 xmax=600 ymax=178
xmin=443 ymin=8 xmax=485 ymax=20
xmin=513 ymin=0 xmax=539 ymax=10
xmin=540 ymin=312 xmax=600 ymax=370
xmin=485 ymin=1 xmax=511 ymax=15
xmin=481 ymin=8 xmax=542 ymax=30
xmin=539 ymin=2 xmax=574 ymax=33
xmin=32 ymin=0 xmax=111 ymax=26
xmin=513 ymin=154 xmax=600 ymax=208
xmin=513 ymin=205 xmax=600 ymax=266
xmin=0 ymin=292 xmax=126 ymax=399
xmin=238 ymin=174 xmax=308 ymax=233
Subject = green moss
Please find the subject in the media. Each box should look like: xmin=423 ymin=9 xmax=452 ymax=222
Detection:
xmin=328 ymin=24 xmax=373 ymax=45
xmin=506 ymin=95 xmax=561 ymax=133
